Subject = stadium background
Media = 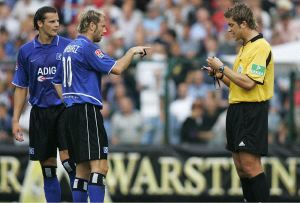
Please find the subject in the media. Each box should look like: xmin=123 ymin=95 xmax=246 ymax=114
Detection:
xmin=1 ymin=0 xmax=300 ymax=202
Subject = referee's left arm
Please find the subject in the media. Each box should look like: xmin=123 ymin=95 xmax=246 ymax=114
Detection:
xmin=207 ymin=57 xmax=256 ymax=90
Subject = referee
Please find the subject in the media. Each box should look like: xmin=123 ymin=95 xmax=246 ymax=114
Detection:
xmin=207 ymin=3 xmax=273 ymax=202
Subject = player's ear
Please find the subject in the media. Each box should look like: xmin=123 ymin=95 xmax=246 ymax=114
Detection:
xmin=89 ymin=22 xmax=96 ymax=31
xmin=240 ymin=21 xmax=247 ymax=29
xmin=37 ymin=20 xmax=43 ymax=29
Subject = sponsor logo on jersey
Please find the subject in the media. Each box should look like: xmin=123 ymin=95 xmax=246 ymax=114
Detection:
xmin=37 ymin=66 xmax=56 ymax=82
xmin=37 ymin=75 xmax=46 ymax=82
xmin=251 ymin=64 xmax=266 ymax=76
xmin=95 ymin=49 xmax=104 ymax=58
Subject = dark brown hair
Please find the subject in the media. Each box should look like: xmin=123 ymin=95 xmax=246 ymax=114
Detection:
xmin=224 ymin=3 xmax=257 ymax=29
xmin=33 ymin=6 xmax=58 ymax=30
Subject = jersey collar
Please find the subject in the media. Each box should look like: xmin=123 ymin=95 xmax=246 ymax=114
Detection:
xmin=33 ymin=35 xmax=60 ymax=48
xmin=77 ymin=35 xmax=93 ymax=43
xmin=250 ymin=33 xmax=263 ymax=42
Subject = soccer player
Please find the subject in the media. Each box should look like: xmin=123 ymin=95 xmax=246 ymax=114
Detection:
xmin=12 ymin=6 xmax=76 ymax=202
xmin=206 ymin=3 xmax=273 ymax=202
xmin=53 ymin=9 xmax=150 ymax=202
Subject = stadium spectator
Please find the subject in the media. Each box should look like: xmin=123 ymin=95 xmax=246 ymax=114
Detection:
xmin=180 ymin=98 xmax=210 ymax=144
xmin=178 ymin=23 xmax=198 ymax=59
xmin=101 ymin=101 xmax=112 ymax=144
xmin=294 ymin=79 xmax=300 ymax=140
xmin=187 ymin=69 xmax=214 ymax=100
xmin=136 ymin=42 xmax=168 ymax=144
xmin=111 ymin=96 xmax=144 ymax=145
xmin=201 ymin=91 xmax=226 ymax=131
xmin=0 ymin=26 xmax=17 ymax=60
xmin=0 ymin=101 xmax=12 ymax=144
xmin=0 ymin=1 xmax=20 ymax=40
xmin=117 ymin=0 xmax=143 ymax=49
xmin=143 ymin=2 xmax=164 ymax=43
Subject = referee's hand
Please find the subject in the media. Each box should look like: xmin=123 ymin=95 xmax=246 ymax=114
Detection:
xmin=206 ymin=56 xmax=223 ymax=71
xmin=201 ymin=66 xmax=215 ymax=77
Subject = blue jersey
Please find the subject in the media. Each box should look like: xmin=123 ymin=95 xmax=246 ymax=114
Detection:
xmin=12 ymin=35 xmax=71 ymax=108
xmin=53 ymin=35 xmax=116 ymax=107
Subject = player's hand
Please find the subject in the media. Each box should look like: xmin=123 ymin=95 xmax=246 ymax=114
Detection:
xmin=12 ymin=121 xmax=24 ymax=142
xmin=206 ymin=56 xmax=223 ymax=71
xmin=130 ymin=46 xmax=152 ymax=57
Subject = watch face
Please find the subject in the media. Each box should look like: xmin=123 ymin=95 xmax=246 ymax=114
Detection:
xmin=219 ymin=66 xmax=224 ymax=73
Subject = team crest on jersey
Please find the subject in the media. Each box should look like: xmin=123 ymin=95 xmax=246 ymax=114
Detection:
xmin=56 ymin=53 xmax=62 ymax=60
xmin=237 ymin=65 xmax=243 ymax=73
xmin=95 ymin=49 xmax=104 ymax=58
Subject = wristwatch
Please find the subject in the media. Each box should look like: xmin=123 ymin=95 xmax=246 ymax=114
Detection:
xmin=218 ymin=65 xmax=225 ymax=73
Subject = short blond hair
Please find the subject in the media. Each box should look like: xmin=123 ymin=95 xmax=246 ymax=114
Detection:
xmin=77 ymin=9 xmax=105 ymax=34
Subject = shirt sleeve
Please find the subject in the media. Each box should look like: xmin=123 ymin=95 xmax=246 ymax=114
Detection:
xmin=85 ymin=44 xmax=116 ymax=74
xmin=12 ymin=49 xmax=28 ymax=88
xmin=246 ymin=45 xmax=271 ymax=84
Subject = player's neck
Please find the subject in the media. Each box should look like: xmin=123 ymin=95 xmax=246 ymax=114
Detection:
xmin=243 ymin=30 xmax=259 ymax=45
xmin=82 ymin=32 xmax=94 ymax=42
xmin=38 ymin=34 xmax=55 ymax=45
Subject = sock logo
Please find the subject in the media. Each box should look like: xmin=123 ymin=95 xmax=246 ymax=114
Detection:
xmin=29 ymin=147 xmax=34 ymax=155
xmin=239 ymin=141 xmax=246 ymax=147
xmin=102 ymin=176 xmax=106 ymax=186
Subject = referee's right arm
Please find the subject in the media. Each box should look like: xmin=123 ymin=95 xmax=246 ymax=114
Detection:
xmin=221 ymin=65 xmax=256 ymax=90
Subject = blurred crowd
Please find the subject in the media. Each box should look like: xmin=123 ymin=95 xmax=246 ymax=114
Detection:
xmin=0 ymin=0 xmax=300 ymax=146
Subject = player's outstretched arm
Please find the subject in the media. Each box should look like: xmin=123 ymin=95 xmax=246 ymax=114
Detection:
xmin=111 ymin=46 xmax=151 ymax=75
xmin=12 ymin=87 xmax=27 ymax=142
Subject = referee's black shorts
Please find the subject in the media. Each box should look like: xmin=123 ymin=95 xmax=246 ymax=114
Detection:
xmin=29 ymin=104 xmax=68 ymax=161
xmin=226 ymin=101 xmax=269 ymax=156
xmin=65 ymin=103 xmax=108 ymax=164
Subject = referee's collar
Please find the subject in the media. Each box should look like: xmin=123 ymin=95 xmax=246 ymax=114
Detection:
xmin=249 ymin=33 xmax=263 ymax=43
